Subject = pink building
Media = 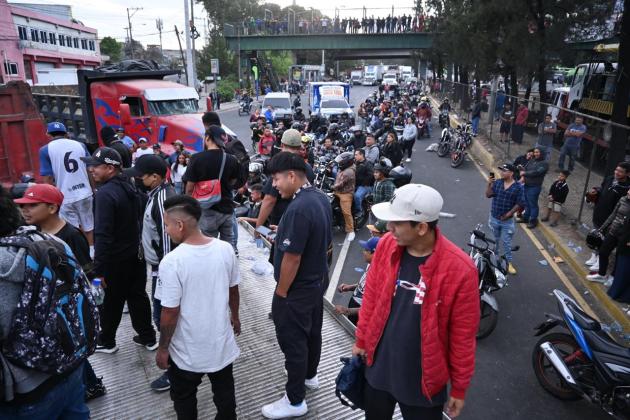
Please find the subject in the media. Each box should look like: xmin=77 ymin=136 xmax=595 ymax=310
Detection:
xmin=0 ymin=0 xmax=102 ymax=85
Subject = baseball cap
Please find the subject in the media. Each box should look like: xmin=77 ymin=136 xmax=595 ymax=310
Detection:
xmin=371 ymin=184 xmax=443 ymax=223
xmin=47 ymin=122 xmax=66 ymax=134
xmin=206 ymin=125 xmax=226 ymax=148
xmin=152 ymin=143 xmax=162 ymax=150
xmin=281 ymin=129 xmax=302 ymax=147
xmin=100 ymin=126 xmax=117 ymax=142
xmin=359 ymin=236 xmax=380 ymax=253
xmin=174 ymin=139 xmax=184 ymax=146
xmin=14 ymin=184 xmax=64 ymax=206
xmin=80 ymin=147 xmax=122 ymax=167
xmin=124 ymin=155 xmax=168 ymax=178
xmin=498 ymin=163 xmax=516 ymax=172
xmin=138 ymin=137 xmax=148 ymax=143
xmin=367 ymin=219 xmax=388 ymax=234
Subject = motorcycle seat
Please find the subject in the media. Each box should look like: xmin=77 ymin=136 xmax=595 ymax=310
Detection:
xmin=586 ymin=329 xmax=630 ymax=359
xmin=568 ymin=302 xmax=600 ymax=331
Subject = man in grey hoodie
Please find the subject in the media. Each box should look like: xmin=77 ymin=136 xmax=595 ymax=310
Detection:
xmin=520 ymin=147 xmax=549 ymax=228
xmin=0 ymin=187 xmax=89 ymax=418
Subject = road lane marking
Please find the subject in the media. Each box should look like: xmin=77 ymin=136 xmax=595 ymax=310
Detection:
xmin=326 ymin=234 xmax=352 ymax=302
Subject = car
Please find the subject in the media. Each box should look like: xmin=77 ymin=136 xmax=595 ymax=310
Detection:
xmin=261 ymin=92 xmax=293 ymax=121
xmin=319 ymin=95 xmax=355 ymax=124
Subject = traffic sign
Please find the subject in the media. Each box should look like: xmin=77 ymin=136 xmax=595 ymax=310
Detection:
xmin=211 ymin=59 xmax=219 ymax=74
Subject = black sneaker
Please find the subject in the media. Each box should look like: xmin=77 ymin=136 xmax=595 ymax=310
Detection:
xmin=133 ymin=335 xmax=158 ymax=351
xmin=85 ymin=377 xmax=107 ymax=401
xmin=150 ymin=373 xmax=171 ymax=392
xmin=95 ymin=343 xmax=119 ymax=354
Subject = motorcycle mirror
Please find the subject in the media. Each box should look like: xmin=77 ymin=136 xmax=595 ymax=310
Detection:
xmin=473 ymin=229 xmax=486 ymax=239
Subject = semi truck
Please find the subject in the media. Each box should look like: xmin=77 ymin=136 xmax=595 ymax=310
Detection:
xmin=1 ymin=69 xmax=234 ymax=185
xmin=350 ymin=70 xmax=363 ymax=85
xmin=362 ymin=65 xmax=382 ymax=86
xmin=400 ymin=66 xmax=413 ymax=82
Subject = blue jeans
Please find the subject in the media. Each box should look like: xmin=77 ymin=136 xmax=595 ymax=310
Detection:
xmin=174 ymin=182 xmax=183 ymax=195
xmin=0 ymin=365 xmax=89 ymax=419
xmin=354 ymin=186 xmax=373 ymax=213
xmin=523 ymin=185 xmax=542 ymax=222
xmin=488 ymin=215 xmax=516 ymax=262
xmin=471 ymin=116 xmax=480 ymax=135
xmin=558 ymin=143 xmax=579 ymax=172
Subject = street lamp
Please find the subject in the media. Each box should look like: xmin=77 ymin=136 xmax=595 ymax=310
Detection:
xmin=288 ymin=8 xmax=295 ymax=34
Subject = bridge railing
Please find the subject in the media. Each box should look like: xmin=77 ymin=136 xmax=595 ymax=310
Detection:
xmin=223 ymin=15 xmax=437 ymax=37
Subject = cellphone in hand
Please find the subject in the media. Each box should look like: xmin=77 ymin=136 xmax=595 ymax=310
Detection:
xmin=489 ymin=171 xmax=495 ymax=179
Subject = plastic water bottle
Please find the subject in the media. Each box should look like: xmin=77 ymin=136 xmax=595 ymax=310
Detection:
xmin=91 ymin=279 xmax=105 ymax=305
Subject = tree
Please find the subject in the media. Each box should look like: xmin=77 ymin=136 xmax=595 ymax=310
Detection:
xmin=99 ymin=36 xmax=122 ymax=63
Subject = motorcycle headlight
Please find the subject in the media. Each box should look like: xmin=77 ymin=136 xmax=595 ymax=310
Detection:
xmin=495 ymin=268 xmax=507 ymax=288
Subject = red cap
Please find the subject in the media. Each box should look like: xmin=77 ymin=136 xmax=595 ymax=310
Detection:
xmin=14 ymin=184 xmax=64 ymax=206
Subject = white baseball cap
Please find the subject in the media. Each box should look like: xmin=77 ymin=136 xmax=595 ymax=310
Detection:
xmin=371 ymin=184 xmax=443 ymax=223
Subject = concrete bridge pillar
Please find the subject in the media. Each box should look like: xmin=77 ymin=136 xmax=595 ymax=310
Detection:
xmin=418 ymin=59 xmax=427 ymax=82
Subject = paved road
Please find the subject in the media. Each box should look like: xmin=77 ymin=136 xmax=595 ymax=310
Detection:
xmin=217 ymin=86 xmax=605 ymax=420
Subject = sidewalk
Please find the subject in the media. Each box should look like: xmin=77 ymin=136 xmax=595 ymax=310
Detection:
xmin=86 ymin=224 xmax=361 ymax=419
xmin=431 ymin=95 xmax=630 ymax=331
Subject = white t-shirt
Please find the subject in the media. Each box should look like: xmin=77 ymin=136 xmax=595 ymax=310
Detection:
xmin=40 ymin=138 xmax=92 ymax=203
xmin=157 ymin=239 xmax=240 ymax=373
xmin=170 ymin=163 xmax=187 ymax=183
xmin=133 ymin=147 xmax=154 ymax=162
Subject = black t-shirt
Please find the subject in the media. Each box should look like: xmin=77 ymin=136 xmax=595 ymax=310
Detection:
xmin=53 ymin=223 xmax=92 ymax=275
xmin=365 ymin=251 xmax=447 ymax=407
xmin=263 ymin=164 xmax=315 ymax=225
xmin=273 ymin=186 xmax=332 ymax=289
xmin=182 ymin=149 xmax=240 ymax=214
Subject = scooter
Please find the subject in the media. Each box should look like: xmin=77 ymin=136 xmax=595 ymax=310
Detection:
xmin=238 ymin=100 xmax=252 ymax=116
xmin=532 ymin=289 xmax=630 ymax=419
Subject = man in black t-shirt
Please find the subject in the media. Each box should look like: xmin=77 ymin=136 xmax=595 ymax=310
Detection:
xmin=183 ymin=126 xmax=240 ymax=247
xmin=261 ymin=153 xmax=332 ymax=420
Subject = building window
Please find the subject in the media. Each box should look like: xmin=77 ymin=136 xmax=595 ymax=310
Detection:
xmin=66 ymin=35 xmax=72 ymax=46
xmin=4 ymin=62 xmax=19 ymax=76
xmin=73 ymin=37 xmax=79 ymax=48
xmin=49 ymin=32 xmax=56 ymax=45
xmin=88 ymin=40 xmax=95 ymax=51
xmin=18 ymin=26 xmax=28 ymax=40
xmin=80 ymin=39 xmax=87 ymax=50
xmin=59 ymin=34 xmax=65 ymax=46
xmin=30 ymin=28 xmax=39 ymax=42
xmin=40 ymin=30 xmax=48 ymax=43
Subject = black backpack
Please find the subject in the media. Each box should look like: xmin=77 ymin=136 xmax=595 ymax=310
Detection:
xmin=225 ymin=136 xmax=250 ymax=189
xmin=0 ymin=228 xmax=99 ymax=374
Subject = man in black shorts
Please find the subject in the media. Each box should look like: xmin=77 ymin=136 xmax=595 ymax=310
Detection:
xmin=499 ymin=103 xmax=513 ymax=143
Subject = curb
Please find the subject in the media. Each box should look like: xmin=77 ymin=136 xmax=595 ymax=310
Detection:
xmin=429 ymin=96 xmax=630 ymax=329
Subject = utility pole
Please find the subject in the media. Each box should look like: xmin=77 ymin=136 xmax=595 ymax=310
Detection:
xmin=183 ymin=0 xmax=195 ymax=87
xmin=156 ymin=18 xmax=164 ymax=55
xmin=175 ymin=25 xmax=188 ymax=85
xmin=126 ymin=7 xmax=143 ymax=59
xmin=190 ymin=0 xmax=196 ymax=83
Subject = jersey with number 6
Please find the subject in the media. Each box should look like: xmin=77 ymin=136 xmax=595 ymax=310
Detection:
xmin=39 ymin=138 xmax=92 ymax=204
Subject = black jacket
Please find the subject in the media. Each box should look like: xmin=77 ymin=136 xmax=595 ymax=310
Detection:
xmin=593 ymin=176 xmax=630 ymax=228
xmin=549 ymin=180 xmax=569 ymax=204
xmin=523 ymin=158 xmax=549 ymax=186
xmin=346 ymin=133 xmax=366 ymax=150
xmin=381 ymin=141 xmax=403 ymax=167
xmin=93 ymin=175 xmax=144 ymax=277
xmin=104 ymin=139 xmax=132 ymax=168
xmin=356 ymin=160 xmax=375 ymax=187
xmin=224 ymin=136 xmax=249 ymax=189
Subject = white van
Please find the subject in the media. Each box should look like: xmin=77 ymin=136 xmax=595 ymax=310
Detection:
xmin=547 ymin=87 xmax=570 ymax=123
xmin=262 ymin=92 xmax=293 ymax=121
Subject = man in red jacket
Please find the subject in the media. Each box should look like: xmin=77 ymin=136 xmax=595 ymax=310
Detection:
xmin=353 ymin=184 xmax=480 ymax=419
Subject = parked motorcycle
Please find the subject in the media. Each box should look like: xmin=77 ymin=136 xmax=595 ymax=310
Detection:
xmin=468 ymin=227 xmax=518 ymax=339
xmin=439 ymin=110 xmax=450 ymax=129
xmin=533 ymin=289 xmax=630 ymax=419
xmin=238 ymin=100 xmax=252 ymax=116
xmin=437 ymin=127 xmax=453 ymax=157
xmin=450 ymin=124 xmax=473 ymax=168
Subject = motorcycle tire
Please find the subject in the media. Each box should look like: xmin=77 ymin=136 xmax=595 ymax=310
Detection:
xmin=238 ymin=109 xmax=244 ymax=116
xmin=354 ymin=207 xmax=369 ymax=230
xmin=476 ymin=301 xmax=498 ymax=339
xmin=451 ymin=150 xmax=465 ymax=168
xmin=531 ymin=332 xmax=583 ymax=401
xmin=437 ymin=141 xmax=450 ymax=157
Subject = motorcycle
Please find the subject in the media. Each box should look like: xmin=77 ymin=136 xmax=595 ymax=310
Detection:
xmin=437 ymin=127 xmax=453 ymax=157
xmin=417 ymin=116 xmax=428 ymax=138
xmin=450 ymin=123 xmax=473 ymax=168
xmin=533 ymin=289 xmax=630 ymax=419
xmin=439 ymin=110 xmax=450 ymax=129
xmin=238 ymin=100 xmax=252 ymax=116
xmin=468 ymin=227 xmax=518 ymax=339
xmin=327 ymin=191 xmax=371 ymax=232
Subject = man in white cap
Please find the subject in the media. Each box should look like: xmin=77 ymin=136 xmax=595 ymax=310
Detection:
xmin=353 ymin=184 xmax=479 ymax=420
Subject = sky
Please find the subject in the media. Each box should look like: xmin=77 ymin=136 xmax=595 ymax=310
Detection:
xmin=12 ymin=0 xmax=417 ymax=50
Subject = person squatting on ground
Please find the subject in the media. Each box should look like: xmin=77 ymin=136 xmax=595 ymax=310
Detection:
xmin=353 ymin=184 xmax=480 ymax=419
xmin=81 ymin=147 xmax=157 ymax=354
xmin=541 ymin=171 xmax=570 ymax=227
xmin=155 ymin=195 xmax=241 ymax=420
xmin=261 ymin=152 xmax=332 ymax=419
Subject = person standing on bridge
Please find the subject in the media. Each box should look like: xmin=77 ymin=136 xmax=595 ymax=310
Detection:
xmin=353 ymin=184 xmax=479 ymax=419
xmin=261 ymin=152 xmax=332 ymax=419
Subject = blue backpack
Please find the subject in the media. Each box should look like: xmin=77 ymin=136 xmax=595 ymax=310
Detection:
xmin=0 ymin=228 xmax=99 ymax=374
xmin=335 ymin=355 xmax=366 ymax=410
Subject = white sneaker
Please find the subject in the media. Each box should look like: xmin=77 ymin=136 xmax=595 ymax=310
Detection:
xmin=405 ymin=158 xmax=411 ymax=162
xmin=346 ymin=232 xmax=355 ymax=242
xmin=604 ymin=276 xmax=614 ymax=288
xmin=589 ymin=262 xmax=599 ymax=272
xmin=585 ymin=253 xmax=597 ymax=266
xmin=305 ymin=375 xmax=319 ymax=390
xmin=586 ymin=273 xmax=607 ymax=283
xmin=262 ymin=394 xmax=308 ymax=419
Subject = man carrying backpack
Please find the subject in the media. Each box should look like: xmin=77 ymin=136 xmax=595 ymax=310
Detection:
xmin=81 ymin=147 xmax=157 ymax=354
xmin=0 ymin=186 xmax=96 ymax=418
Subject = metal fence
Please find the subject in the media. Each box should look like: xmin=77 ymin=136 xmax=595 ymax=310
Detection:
xmin=431 ymin=79 xmax=630 ymax=231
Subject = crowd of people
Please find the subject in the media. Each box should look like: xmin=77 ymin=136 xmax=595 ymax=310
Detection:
xmin=240 ymin=13 xmax=436 ymax=36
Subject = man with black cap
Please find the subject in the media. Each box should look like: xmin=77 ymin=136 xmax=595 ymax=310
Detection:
xmin=485 ymin=163 xmax=526 ymax=275
xmin=100 ymin=126 xmax=132 ymax=168
xmin=184 ymin=125 xmax=240 ymax=246
xmin=124 ymin=155 xmax=176 ymax=392
xmin=81 ymin=147 xmax=156 ymax=354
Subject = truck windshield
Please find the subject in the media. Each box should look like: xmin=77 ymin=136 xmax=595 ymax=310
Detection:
xmin=263 ymin=98 xmax=291 ymax=108
xmin=321 ymin=99 xmax=348 ymax=108
xmin=148 ymin=99 xmax=199 ymax=115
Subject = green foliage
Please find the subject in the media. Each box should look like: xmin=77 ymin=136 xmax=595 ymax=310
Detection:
xmin=217 ymin=75 xmax=239 ymax=101
xmin=197 ymin=32 xmax=237 ymax=80
xmin=99 ymin=36 xmax=122 ymax=63
xmin=265 ymin=51 xmax=293 ymax=80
